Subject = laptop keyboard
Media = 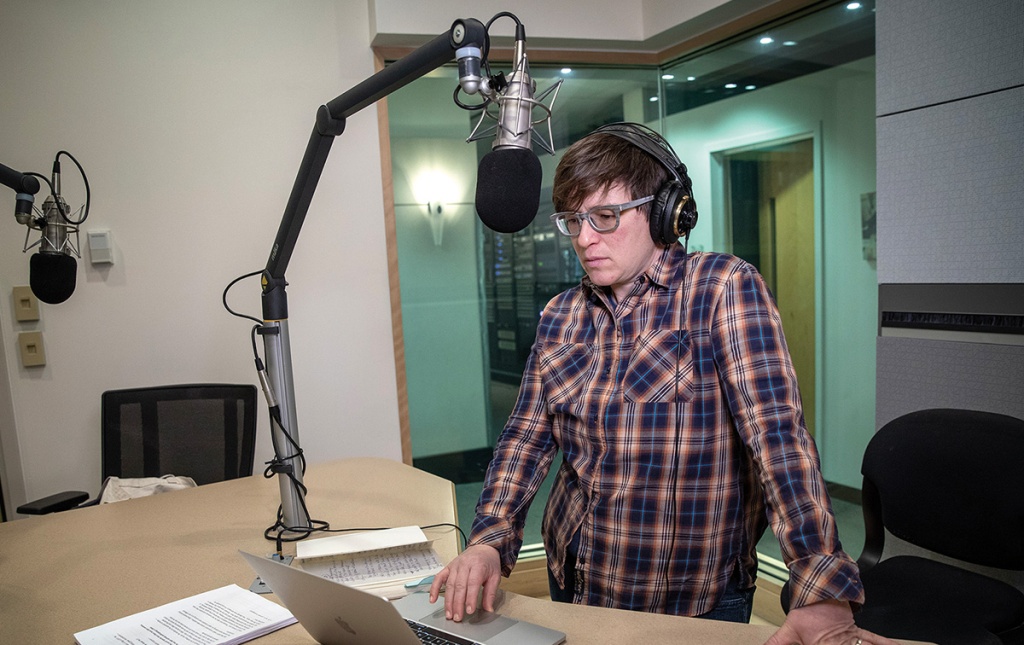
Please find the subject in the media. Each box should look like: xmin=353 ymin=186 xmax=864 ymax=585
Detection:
xmin=404 ymin=618 xmax=482 ymax=645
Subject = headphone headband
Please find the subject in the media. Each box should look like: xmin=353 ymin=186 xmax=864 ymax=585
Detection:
xmin=592 ymin=122 xmax=684 ymax=184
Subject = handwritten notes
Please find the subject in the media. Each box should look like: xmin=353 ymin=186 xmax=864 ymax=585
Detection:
xmin=294 ymin=526 xmax=443 ymax=599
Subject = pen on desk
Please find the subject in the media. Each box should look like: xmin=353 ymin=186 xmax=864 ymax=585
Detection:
xmin=405 ymin=575 xmax=436 ymax=589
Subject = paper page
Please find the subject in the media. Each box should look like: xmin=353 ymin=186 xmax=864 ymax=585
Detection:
xmin=74 ymin=584 xmax=296 ymax=645
xmin=299 ymin=543 xmax=443 ymax=587
xmin=295 ymin=525 xmax=429 ymax=560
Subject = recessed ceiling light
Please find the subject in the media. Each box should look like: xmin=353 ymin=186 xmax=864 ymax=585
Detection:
xmin=745 ymin=85 xmax=757 ymax=91
xmin=846 ymin=2 xmax=862 ymax=9
xmin=759 ymin=36 xmax=774 ymax=45
xmin=560 ymin=68 xmax=572 ymax=74
xmin=783 ymin=40 xmax=798 ymax=46
xmin=649 ymin=96 xmax=659 ymax=102
xmin=687 ymin=76 xmax=697 ymax=82
xmin=725 ymin=83 xmax=738 ymax=89
xmin=661 ymin=74 xmax=675 ymax=80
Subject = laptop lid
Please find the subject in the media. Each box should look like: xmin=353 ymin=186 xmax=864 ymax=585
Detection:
xmin=239 ymin=551 xmax=565 ymax=645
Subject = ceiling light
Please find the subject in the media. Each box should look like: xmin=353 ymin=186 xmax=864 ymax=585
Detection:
xmin=725 ymin=83 xmax=738 ymax=89
xmin=649 ymin=96 xmax=659 ymax=102
xmin=846 ymin=2 xmax=862 ymax=9
xmin=783 ymin=40 xmax=798 ymax=46
xmin=759 ymin=36 xmax=774 ymax=45
xmin=745 ymin=85 xmax=757 ymax=91
xmin=687 ymin=76 xmax=696 ymax=82
xmin=560 ymin=68 xmax=572 ymax=74
xmin=661 ymin=74 xmax=675 ymax=80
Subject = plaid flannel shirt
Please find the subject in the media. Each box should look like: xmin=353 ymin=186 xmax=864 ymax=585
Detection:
xmin=469 ymin=247 xmax=864 ymax=615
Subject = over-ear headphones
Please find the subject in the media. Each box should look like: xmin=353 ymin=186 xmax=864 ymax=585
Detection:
xmin=591 ymin=122 xmax=698 ymax=246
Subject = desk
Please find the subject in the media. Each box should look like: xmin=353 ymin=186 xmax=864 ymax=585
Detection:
xmin=0 ymin=458 xmax=783 ymax=643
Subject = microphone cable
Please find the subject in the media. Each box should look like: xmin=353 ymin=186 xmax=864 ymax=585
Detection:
xmin=53 ymin=150 xmax=91 ymax=225
xmin=222 ymin=270 xmax=330 ymax=543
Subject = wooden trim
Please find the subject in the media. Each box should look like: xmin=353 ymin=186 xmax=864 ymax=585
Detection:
xmin=500 ymin=555 xmax=550 ymax=599
xmin=753 ymin=577 xmax=786 ymax=627
xmin=374 ymin=0 xmax=820 ymax=67
xmin=375 ymin=50 xmax=413 ymax=466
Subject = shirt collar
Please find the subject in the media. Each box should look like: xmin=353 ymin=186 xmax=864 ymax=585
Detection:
xmin=580 ymin=245 xmax=681 ymax=303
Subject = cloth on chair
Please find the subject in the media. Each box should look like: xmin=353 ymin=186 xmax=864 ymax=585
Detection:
xmin=98 ymin=475 xmax=197 ymax=504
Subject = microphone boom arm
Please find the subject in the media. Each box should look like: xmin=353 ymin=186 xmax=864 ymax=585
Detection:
xmin=257 ymin=18 xmax=489 ymax=539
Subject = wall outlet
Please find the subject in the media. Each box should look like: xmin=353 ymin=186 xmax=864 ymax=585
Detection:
xmin=18 ymin=331 xmax=46 ymax=367
xmin=13 ymin=286 xmax=40 ymax=322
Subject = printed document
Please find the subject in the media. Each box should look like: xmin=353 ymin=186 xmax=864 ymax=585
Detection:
xmin=74 ymin=583 xmax=296 ymax=645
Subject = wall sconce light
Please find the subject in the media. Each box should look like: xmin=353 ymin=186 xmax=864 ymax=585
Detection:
xmin=425 ymin=201 xmax=446 ymax=246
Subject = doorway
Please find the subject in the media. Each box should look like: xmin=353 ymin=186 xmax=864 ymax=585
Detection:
xmin=724 ymin=138 xmax=816 ymax=435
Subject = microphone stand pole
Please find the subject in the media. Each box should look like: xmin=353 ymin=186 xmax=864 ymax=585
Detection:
xmin=258 ymin=18 xmax=489 ymax=539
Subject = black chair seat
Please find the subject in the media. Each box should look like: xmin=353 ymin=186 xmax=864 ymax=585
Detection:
xmin=855 ymin=555 xmax=1024 ymax=644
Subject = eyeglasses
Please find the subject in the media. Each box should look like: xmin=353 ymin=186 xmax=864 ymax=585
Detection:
xmin=550 ymin=195 xmax=655 ymax=237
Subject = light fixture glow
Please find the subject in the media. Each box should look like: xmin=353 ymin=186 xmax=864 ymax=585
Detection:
xmin=783 ymin=40 xmax=798 ymax=46
xmin=725 ymin=83 xmax=738 ymax=89
xmin=661 ymin=74 xmax=675 ymax=80
xmin=846 ymin=2 xmax=862 ymax=9
xmin=649 ymin=96 xmax=659 ymax=102
xmin=687 ymin=76 xmax=696 ymax=81
xmin=561 ymin=67 xmax=572 ymax=74
xmin=759 ymin=36 xmax=774 ymax=45
xmin=745 ymin=85 xmax=757 ymax=91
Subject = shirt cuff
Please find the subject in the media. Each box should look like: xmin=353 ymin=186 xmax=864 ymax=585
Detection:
xmin=786 ymin=553 xmax=866 ymax=610
xmin=468 ymin=515 xmax=522 ymax=577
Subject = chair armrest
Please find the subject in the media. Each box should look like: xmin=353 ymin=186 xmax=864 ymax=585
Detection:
xmin=17 ymin=490 xmax=91 ymax=515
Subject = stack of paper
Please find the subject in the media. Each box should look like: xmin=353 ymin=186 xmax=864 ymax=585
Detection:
xmin=295 ymin=525 xmax=443 ymax=599
xmin=74 ymin=584 xmax=296 ymax=645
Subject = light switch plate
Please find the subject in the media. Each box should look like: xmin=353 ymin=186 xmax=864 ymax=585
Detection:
xmin=18 ymin=331 xmax=46 ymax=367
xmin=13 ymin=286 xmax=40 ymax=322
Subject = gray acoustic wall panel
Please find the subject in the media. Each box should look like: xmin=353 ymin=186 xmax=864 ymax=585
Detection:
xmin=876 ymin=336 xmax=1024 ymax=429
xmin=877 ymin=0 xmax=1024 ymax=115
xmin=876 ymin=86 xmax=1024 ymax=284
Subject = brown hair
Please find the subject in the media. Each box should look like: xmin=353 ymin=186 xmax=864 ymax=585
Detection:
xmin=552 ymin=132 xmax=668 ymax=214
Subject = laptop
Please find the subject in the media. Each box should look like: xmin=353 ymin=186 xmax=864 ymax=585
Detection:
xmin=240 ymin=551 xmax=566 ymax=645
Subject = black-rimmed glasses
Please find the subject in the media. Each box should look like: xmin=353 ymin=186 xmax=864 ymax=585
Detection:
xmin=550 ymin=195 xmax=655 ymax=237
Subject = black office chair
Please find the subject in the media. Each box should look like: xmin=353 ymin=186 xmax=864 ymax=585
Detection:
xmin=18 ymin=383 xmax=258 ymax=515
xmin=781 ymin=408 xmax=1024 ymax=644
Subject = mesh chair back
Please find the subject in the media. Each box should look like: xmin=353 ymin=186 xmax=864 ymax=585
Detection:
xmin=862 ymin=408 xmax=1024 ymax=570
xmin=101 ymin=384 xmax=258 ymax=486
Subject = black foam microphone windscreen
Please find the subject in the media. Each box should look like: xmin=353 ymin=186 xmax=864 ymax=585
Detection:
xmin=30 ymin=252 xmax=77 ymax=304
xmin=475 ymin=148 xmax=542 ymax=234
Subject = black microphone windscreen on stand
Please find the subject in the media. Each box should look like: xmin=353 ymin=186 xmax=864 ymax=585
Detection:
xmin=30 ymin=252 xmax=77 ymax=304
xmin=475 ymin=147 xmax=542 ymax=234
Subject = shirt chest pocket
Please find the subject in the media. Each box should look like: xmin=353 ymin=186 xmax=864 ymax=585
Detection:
xmin=538 ymin=343 xmax=596 ymax=413
xmin=622 ymin=329 xmax=695 ymax=404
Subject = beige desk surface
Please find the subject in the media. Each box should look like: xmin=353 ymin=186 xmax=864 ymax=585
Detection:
xmin=0 ymin=457 xmax=782 ymax=643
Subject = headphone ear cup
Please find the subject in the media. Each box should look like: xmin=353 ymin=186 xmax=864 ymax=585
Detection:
xmin=650 ymin=180 xmax=682 ymax=245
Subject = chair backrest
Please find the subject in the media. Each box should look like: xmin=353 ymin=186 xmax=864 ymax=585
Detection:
xmin=101 ymin=384 xmax=258 ymax=486
xmin=861 ymin=408 xmax=1024 ymax=570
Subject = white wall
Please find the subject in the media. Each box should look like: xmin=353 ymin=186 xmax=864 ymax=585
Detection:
xmin=0 ymin=0 xmax=401 ymax=513
xmin=369 ymin=0 xmax=748 ymax=48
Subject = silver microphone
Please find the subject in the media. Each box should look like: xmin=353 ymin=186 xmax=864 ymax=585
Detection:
xmin=27 ymin=158 xmax=85 ymax=304
xmin=463 ymin=20 xmax=561 ymax=233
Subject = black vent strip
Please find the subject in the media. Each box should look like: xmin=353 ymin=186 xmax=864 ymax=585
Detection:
xmin=881 ymin=311 xmax=1024 ymax=335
